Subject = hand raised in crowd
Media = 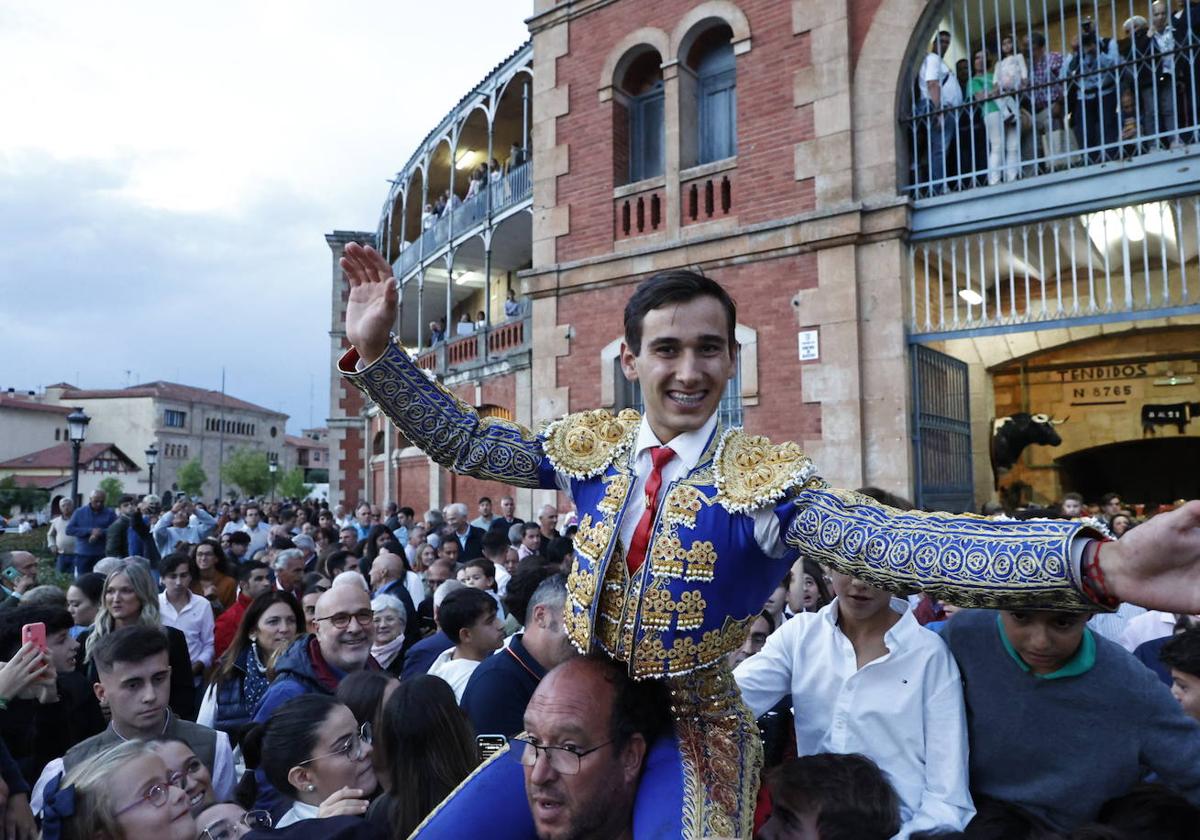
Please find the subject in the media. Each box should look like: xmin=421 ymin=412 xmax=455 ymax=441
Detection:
xmin=4 ymin=792 xmax=35 ymax=840
xmin=316 ymin=786 xmax=370 ymax=819
xmin=0 ymin=643 xmax=49 ymax=703
xmin=1101 ymin=500 xmax=1200 ymax=613
xmin=341 ymin=242 xmax=399 ymax=366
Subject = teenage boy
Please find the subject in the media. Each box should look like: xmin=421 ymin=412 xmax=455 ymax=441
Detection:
xmin=156 ymin=553 xmax=215 ymax=680
xmin=942 ymin=609 xmax=1200 ymax=833
xmin=225 ymin=530 xmax=252 ymax=565
xmin=30 ymin=625 xmax=234 ymax=815
xmin=427 ymin=586 xmax=505 ymax=702
xmin=1161 ymin=627 xmax=1200 ymax=722
xmin=735 ymin=572 xmax=973 ymax=838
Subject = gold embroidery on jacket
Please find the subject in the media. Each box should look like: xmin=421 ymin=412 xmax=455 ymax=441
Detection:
xmin=542 ymin=409 xmax=640 ymax=479
xmin=713 ymin=428 xmax=816 ymax=513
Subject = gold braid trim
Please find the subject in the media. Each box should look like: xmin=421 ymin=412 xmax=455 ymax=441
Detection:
xmin=713 ymin=427 xmax=817 ymax=513
xmin=541 ymin=408 xmax=640 ymax=479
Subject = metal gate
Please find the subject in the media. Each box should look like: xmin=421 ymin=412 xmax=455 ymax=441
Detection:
xmin=911 ymin=345 xmax=973 ymax=512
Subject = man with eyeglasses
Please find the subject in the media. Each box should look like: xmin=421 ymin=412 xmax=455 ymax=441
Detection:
xmin=196 ymin=803 xmax=272 ymax=840
xmin=250 ymin=585 xmax=380 ymax=817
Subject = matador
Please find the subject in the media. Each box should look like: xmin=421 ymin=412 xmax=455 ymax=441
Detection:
xmin=337 ymin=243 xmax=1200 ymax=839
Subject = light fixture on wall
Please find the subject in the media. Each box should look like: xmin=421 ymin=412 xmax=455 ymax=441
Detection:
xmin=958 ymin=288 xmax=984 ymax=306
xmin=455 ymin=149 xmax=479 ymax=170
xmin=1154 ymin=370 xmax=1195 ymax=386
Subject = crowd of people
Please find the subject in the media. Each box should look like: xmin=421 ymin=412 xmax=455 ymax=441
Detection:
xmin=0 ymin=480 xmax=1195 ymax=840
xmin=913 ymin=4 xmax=1200 ymax=194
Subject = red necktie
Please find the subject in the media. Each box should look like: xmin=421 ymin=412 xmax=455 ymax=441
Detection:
xmin=625 ymin=446 xmax=675 ymax=574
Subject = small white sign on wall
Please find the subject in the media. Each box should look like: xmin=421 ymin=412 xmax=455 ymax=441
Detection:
xmin=797 ymin=329 xmax=819 ymax=361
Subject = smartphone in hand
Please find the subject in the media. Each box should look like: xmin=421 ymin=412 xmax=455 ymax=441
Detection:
xmin=476 ymin=734 xmax=507 ymax=763
xmin=21 ymin=622 xmax=47 ymax=654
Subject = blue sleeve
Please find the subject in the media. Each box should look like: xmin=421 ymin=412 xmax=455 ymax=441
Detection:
xmin=64 ymin=509 xmax=89 ymax=539
xmin=252 ymin=679 xmax=308 ymax=724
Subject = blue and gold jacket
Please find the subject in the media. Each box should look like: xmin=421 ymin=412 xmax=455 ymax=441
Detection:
xmin=342 ymin=342 xmax=1102 ymax=679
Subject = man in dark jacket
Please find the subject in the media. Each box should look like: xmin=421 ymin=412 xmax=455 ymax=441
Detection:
xmin=443 ymin=503 xmax=486 ymax=561
xmin=65 ymin=490 xmax=116 ymax=575
xmin=104 ymin=495 xmax=156 ymax=561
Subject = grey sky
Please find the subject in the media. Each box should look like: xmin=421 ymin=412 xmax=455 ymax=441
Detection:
xmin=0 ymin=0 xmax=531 ymax=431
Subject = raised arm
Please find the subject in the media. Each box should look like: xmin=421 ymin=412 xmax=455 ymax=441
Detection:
xmin=338 ymin=243 xmax=553 ymax=489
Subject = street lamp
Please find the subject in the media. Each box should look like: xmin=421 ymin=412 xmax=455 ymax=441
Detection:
xmin=66 ymin=407 xmax=90 ymax=506
xmin=145 ymin=444 xmax=158 ymax=495
xmin=268 ymin=453 xmax=278 ymax=503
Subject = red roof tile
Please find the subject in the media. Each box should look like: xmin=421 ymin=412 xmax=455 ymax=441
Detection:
xmin=284 ymin=435 xmax=325 ymax=450
xmin=8 ymin=475 xmax=71 ymax=490
xmin=56 ymin=381 xmax=285 ymax=417
xmin=0 ymin=443 xmax=139 ymax=470
xmin=0 ymin=397 xmax=72 ymax=415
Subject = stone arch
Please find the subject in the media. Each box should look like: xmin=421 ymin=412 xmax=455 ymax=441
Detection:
xmin=669 ymin=0 xmax=752 ymax=61
xmin=597 ymin=27 xmax=671 ymax=103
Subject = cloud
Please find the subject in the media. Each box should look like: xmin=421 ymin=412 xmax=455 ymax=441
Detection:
xmin=0 ymin=0 xmax=533 ymax=432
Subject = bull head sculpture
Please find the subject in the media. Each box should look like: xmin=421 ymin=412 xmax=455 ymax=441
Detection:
xmin=990 ymin=412 xmax=1068 ymax=485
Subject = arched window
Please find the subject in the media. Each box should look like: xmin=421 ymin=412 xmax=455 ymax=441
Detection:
xmin=688 ymin=26 xmax=737 ymax=165
xmin=616 ymin=50 xmax=665 ymax=185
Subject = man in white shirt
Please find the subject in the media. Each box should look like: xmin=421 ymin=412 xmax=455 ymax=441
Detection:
xmin=918 ymin=30 xmax=963 ymax=192
xmin=469 ymin=496 xmax=495 ymax=531
xmin=157 ymin=554 xmax=215 ymax=681
xmin=152 ymin=500 xmax=217 ymax=555
xmin=1120 ymin=609 xmax=1197 ymax=651
xmin=47 ymin=498 xmax=76 ymax=574
xmin=237 ymin=503 xmax=272 ymax=557
xmin=427 ymin=586 xmax=505 ymax=702
xmin=734 ymin=573 xmax=974 ymax=839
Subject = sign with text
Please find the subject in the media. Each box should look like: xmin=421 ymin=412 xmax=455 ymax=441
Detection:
xmin=797 ymin=330 xmax=819 ymax=361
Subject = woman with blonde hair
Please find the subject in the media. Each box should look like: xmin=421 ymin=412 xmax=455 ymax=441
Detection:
xmin=41 ymin=740 xmax=197 ymax=840
xmin=80 ymin=559 xmax=196 ymax=719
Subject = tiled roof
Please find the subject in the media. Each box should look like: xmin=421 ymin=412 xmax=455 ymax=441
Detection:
xmin=0 ymin=397 xmax=72 ymax=415
xmin=7 ymin=475 xmax=71 ymax=490
xmin=56 ymin=381 xmax=285 ymax=417
xmin=0 ymin=443 xmax=139 ymax=470
xmin=284 ymin=434 xmax=325 ymax=450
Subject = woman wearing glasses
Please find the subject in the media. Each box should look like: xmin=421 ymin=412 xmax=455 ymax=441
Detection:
xmin=148 ymin=739 xmax=216 ymax=815
xmin=195 ymin=803 xmax=272 ymax=840
xmin=242 ymin=694 xmax=377 ymax=828
xmin=44 ymin=740 xmax=197 ymax=840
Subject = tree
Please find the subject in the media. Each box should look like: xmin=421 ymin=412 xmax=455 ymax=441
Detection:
xmin=221 ymin=448 xmax=271 ymax=498
xmin=0 ymin=476 xmax=50 ymax=514
xmin=176 ymin=458 xmax=208 ymax=498
xmin=276 ymin=467 xmax=312 ymax=501
xmin=98 ymin=477 xmax=124 ymax=507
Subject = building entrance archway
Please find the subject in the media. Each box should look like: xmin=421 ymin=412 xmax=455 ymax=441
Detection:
xmin=1056 ymin=438 xmax=1200 ymax=505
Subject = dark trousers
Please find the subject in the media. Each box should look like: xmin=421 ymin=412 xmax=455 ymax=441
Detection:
xmin=74 ymin=554 xmax=100 ymax=577
xmin=1071 ymin=88 xmax=1119 ymax=163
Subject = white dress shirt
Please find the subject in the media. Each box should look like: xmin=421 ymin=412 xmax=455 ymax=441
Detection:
xmin=1087 ymin=601 xmax=1147 ymax=643
xmin=428 ymin=648 xmax=484 ymax=702
xmin=158 ymin=591 xmax=216 ymax=668
xmin=277 ymin=799 xmax=320 ymax=827
xmin=1119 ymin=609 xmax=1183 ymax=652
xmin=734 ymin=599 xmax=975 ymax=839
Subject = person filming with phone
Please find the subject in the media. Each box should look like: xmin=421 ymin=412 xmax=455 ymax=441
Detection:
xmin=0 ymin=552 xmax=39 ymax=612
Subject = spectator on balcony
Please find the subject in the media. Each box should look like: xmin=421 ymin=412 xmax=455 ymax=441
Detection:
xmin=433 ymin=194 xmax=446 ymax=219
xmin=1122 ymin=16 xmax=1164 ymax=147
xmin=445 ymin=188 xmax=461 ymax=213
xmin=455 ymin=311 xmax=475 ymax=336
xmin=428 ymin=319 xmax=445 ymax=346
xmin=1025 ymin=31 xmax=1066 ymax=161
xmin=1063 ymin=26 xmax=1121 ymax=162
xmin=915 ymin=30 xmax=963 ymax=193
xmin=1152 ymin=2 xmax=1181 ymax=147
xmin=421 ymin=203 xmax=434 ymax=230
xmin=504 ymin=287 xmax=522 ymax=319
xmin=475 ymin=310 xmax=486 ymax=330
xmin=968 ymin=48 xmax=1009 ymax=186
xmin=955 ymin=57 xmax=970 ymax=92
xmin=489 ymin=158 xmax=502 ymax=184
xmin=994 ymin=34 xmax=1031 ymax=178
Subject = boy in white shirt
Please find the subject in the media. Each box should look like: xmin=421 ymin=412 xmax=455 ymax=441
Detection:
xmin=427 ymin=586 xmax=505 ymax=702
xmin=734 ymin=571 xmax=974 ymax=839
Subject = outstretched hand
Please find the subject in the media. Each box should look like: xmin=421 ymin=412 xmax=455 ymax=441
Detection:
xmin=340 ymin=242 xmax=398 ymax=365
xmin=1102 ymin=500 xmax=1200 ymax=612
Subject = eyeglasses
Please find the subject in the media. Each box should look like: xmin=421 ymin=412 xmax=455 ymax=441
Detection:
xmin=508 ymin=735 xmax=614 ymax=776
xmin=113 ymin=773 xmax=184 ymax=817
xmin=297 ymin=722 xmax=372 ymax=765
xmin=199 ymin=810 xmax=273 ymax=840
xmin=313 ymin=609 xmax=373 ymax=630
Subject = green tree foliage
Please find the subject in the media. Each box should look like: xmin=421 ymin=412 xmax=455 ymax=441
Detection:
xmin=276 ymin=467 xmax=312 ymax=501
xmin=221 ymin=449 xmax=270 ymax=498
xmin=98 ymin=477 xmax=124 ymax=507
xmin=176 ymin=458 xmax=208 ymax=497
xmin=0 ymin=476 xmax=50 ymax=514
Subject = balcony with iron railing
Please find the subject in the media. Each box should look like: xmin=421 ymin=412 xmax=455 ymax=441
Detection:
xmin=413 ymin=314 xmax=531 ymax=380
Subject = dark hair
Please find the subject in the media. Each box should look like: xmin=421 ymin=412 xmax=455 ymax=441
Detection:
xmin=623 ymin=269 xmax=736 ymax=356
xmin=504 ymin=563 xmax=561 ymax=626
xmin=545 ymin=536 xmax=575 ymax=568
xmin=322 ymin=549 xmax=353 ymax=580
xmin=856 ymin=486 xmax=915 ymax=510
xmin=244 ymin=503 xmax=262 ymax=515
xmin=117 ymin=494 xmax=136 ymax=506
xmin=242 ymin=694 xmax=342 ymax=798
xmin=438 ymin=587 xmax=497 ymax=645
xmin=335 ymin=670 xmax=396 ymax=730
xmin=399 ymin=507 xmax=414 ymax=518
xmin=520 ymin=521 xmax=541 ymax=537
xmin=375 ymin=675 xmax=478 ymax=838
xmin=211 ymin=591 xmax=303 ymax=687
xmin=361 ymin=524 xmax=394 ymax=566
xmin=1061 ymin=492 xmax=1083 ymax=504
xmin=573 ymin=654 xmax=671 ymax=750
xmin=802 ymin=558 xmax=833 ymax=610
xmin=0 ymin=606 xmax=74 ymax=659
xmin=477 ymin=496 xmax=492 ymax=505
xmin=481 ymin=531 xmax=510 ymax=558
xmin=1101 ymin=492 xmax=1121 ymax=506
xmin=1096 ymin=783 xmax=1200 ymax=840
xmin=92 ymin=625 xmax=169 ymax=674
xmin=192 ymin=538 xmax=233 ymax=577
xmin=270 ymin=536 xmax=295 ymax=551
xmin=71 ymin=573 xmax=106 ymax=607
xmin=766 ymin=753 xmax=900 ymax=840
xmin=302 ymin=571 xmax=330 ymax=592
xmin=1160 ymin=627 xmax=1200 ymax=679
xmin=463 ymin=556 xmax=496 ymax=582
xmin=157 ymin=551 xmax=195 ymax=580
xmin=1029 ymin=31 xmax=1046 ymax=49
xmin=237 ymin=561 xmax=269 ymax=584
xmin=228 ymin=531 xmax=252 ymax=547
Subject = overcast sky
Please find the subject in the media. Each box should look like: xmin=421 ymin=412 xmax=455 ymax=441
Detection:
xmin=0 ymin=0 xmax=531 ymax=432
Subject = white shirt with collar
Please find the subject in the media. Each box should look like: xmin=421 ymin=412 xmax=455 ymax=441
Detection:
xmin=277 ymin=799 xmax=320 ymax=827
xmin=608 ymin=414 xmax=788 ymax=559
xmin=734 ymin=598 xmax=974 ymax=839
xmin=1119 ymin=609 xmax=1184 ymax=652
xmin=158 ymin=591 xmax=215 ymax=668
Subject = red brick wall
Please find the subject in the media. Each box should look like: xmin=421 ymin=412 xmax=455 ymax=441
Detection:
xmin=848 ymin=0 xmax=886 ymax=74
xmin=556 ymin=252 xmax=821 ymax=443
xmin=339 ymin=428 xmax=365 ymax=508
xmin=554 ymin=0 xmax=817 ymax=263
xmin=396 ymin=455 xmax=430 ymax=517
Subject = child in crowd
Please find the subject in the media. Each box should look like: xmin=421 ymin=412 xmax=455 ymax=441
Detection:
xmin=1161 ymin=627 xmax=1200 ymax=722
xmin=426 ymin=587 xmax=505 ymax=702
xmin=461 ymin=556 xmax=506 ymax=622
xmin=758 ymin=753 xmax=900 ymax=840
xmin=942 ymin=609 xmax=1200 ymax=833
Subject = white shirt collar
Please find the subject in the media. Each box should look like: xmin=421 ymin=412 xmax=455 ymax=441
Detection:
xmin=820 ymin=597 xmax=919 ymax=647
xmin=632 ymin=412 xmax=720 ymax=473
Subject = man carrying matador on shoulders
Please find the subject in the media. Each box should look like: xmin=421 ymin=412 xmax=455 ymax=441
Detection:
xmin=337 ymin=243 xmax=1200 ymax=839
